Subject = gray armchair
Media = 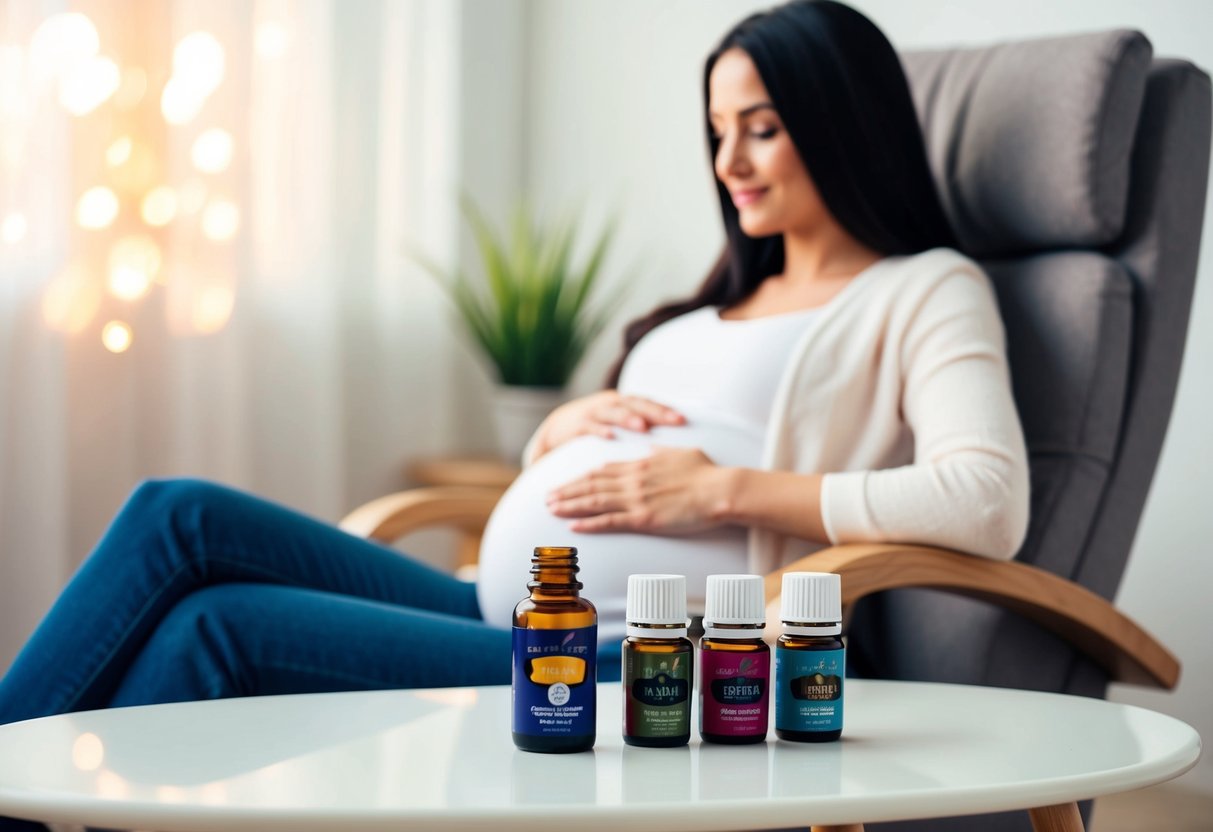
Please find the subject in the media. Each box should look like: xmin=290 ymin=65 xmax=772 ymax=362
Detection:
xmin=340 ymin=28 xmax=1210 ymax=832
xmin=837 ymin=28 xmax=1211 ymax=832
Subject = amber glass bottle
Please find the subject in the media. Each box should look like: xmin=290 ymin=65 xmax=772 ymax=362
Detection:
xmin=623 ymin=574 xmax=693 ymax=748
xmin=699 ymin=574 xmax=769 ymax=744
xmin=511 ymin=546 xmax=597 ymax=753
xmin=774 ymin=572 xmax=844 ymax=743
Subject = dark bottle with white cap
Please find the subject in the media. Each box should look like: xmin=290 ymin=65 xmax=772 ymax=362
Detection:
xmin=622 ymin=574 xmax=693 ymax=747
xmin=699 ymin=574 xmax=770 ymax=744
xmin=774 ymin=571 xmax=844 ymax=742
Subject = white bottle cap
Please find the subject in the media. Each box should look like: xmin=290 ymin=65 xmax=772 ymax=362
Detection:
xmin=626 ymin=574 xmax=688 ymax=638
xmin=703 ymin=574 xmax=766 ymax=638
xmin=779 ymin=572 xmax=842 ymax=636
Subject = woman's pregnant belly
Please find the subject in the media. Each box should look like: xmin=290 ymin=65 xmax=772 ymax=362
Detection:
xmin=475 ymin=406 xmax=765 ymax=647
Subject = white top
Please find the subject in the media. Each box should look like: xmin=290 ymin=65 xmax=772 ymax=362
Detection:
xmin=477 ymin=305 xmax=820 ymax=646
xmin=0 ymin=682 xmax=1198 ymax=830
xmin=618 ymin=304 xmax=820 ymax=428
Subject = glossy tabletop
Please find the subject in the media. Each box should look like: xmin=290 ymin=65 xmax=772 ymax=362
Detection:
xmin=0 ymin=680 xmax=1200 ymax=831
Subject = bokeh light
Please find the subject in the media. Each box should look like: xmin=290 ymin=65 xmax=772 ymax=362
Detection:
xmin=172 ymin=32 xmax=225 ymax=97
xmin=110 ymin=141 xmax=157 ymax=194
xmin=179 ymin=180 xmax=208 ymax=216
xmin=75 ymin=186 xmax=119 ymax=229
xmin=191 ymin=128 xmax=233 ymax=174
xmin=107 ymin=235 xmax=161 ymax=300
xmin=114 ymin=66 xmax=147 ymax=110
xmin=160 ymin=76 xmax=204 ymax=125
xmin=71 ymin=733 xmax=104 ymax=772
xmin=106 ymin=136 xmax=132 ymax=167
xmin=141 ymin=186 xmax=178 ymax=227
xmin=201 ymin=199 xmax=239 ymax=241
xmin=29 ymin=13 xmax=99 ymax=82
xmin=58 ymin=55 xmax=119 ymax=115
xmin=193 ymin=285 xmax=235 ymax=334
xmin=42 ymin=260 xmax=101 ymax=334
xmin=101 ymin=320 xmax=133 ymax=353
xmin=167 ymin=268 xmax=236 ymax=336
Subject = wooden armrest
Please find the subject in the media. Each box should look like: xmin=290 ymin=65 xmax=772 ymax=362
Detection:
xmin=763 ymin=543 xmax=1179 ymax=690
xmin=338 ymin=486 xmax=501 ymax=544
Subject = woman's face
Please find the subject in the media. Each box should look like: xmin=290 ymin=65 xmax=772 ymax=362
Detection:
xmin=708 ymin=48 xmax=827 ymax=239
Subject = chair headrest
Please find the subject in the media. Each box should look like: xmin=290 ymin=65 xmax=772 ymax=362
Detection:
xmin=903 ymin=30 xmax=1153 ymax=257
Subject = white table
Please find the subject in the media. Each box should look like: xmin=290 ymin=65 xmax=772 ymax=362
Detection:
xmin=0 ymin=680 xmax=1199 ymax=832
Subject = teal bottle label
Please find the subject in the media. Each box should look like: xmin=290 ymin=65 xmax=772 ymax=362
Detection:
xmin=775 ymin=646 xmax=844 ymax=733
xmin=624 ymin=649 xmax=691 ymax=738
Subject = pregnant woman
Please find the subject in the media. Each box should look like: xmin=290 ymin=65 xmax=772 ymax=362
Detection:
xmin=0 ymin=0 xmax=1027 ymax=786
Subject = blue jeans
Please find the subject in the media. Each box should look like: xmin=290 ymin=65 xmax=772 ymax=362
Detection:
xmin=0 ymin=479 xmax=620 ymax=832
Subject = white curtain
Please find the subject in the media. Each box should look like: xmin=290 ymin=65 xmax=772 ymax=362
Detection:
xmin=0 ymin=0 xmax=464 ymax=674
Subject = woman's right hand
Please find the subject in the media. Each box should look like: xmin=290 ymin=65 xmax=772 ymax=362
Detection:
xmin=527 ymin=391 xmax=685 ymax=464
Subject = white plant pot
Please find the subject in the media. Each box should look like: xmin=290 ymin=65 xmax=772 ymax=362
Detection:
xmin=490 ymin=385 xmax=567 ymax=464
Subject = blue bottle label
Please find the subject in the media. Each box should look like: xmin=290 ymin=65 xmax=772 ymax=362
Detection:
xmin=512 ymin=625 xmax=597 ymax=738
xmin=775 ymin=646 xmax=844 ymax=734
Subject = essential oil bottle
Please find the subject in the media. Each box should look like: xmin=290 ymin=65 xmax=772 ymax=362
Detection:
xmin=622 ymin=574 xmax=693 ymax=747
xmin=774 ymin=572 xmax=844 ymax=742
xmin=512 ymin=546 xmax=597 ymax=753
xmin=699 ymin=574 xmax=770 ymax=744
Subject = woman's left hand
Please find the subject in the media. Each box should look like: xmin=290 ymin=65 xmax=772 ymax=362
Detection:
xmin=546 ymin=447 xmax=734 ymax=534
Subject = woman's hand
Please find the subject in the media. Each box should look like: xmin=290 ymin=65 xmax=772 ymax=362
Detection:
xmin=546 ymin=447 xmax=735 ymax=534
xmin=528 ymin=391 xmax=685 ymax=463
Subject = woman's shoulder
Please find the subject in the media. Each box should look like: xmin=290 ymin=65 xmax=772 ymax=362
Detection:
xmin=888 ymin=246 xmax=986 ymax=282
xmin=875 ymin=247 xmax=994 ymax=307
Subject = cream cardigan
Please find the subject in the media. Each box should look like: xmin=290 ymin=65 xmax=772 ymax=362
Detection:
xmin=524 ymin=246 xmax=1030 ymax=573
xmin=751 ymin=246 xmax=1029 ymax=573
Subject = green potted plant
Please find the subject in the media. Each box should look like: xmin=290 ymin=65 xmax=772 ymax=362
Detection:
xmin=416 ymin=196 xmax=624 ymax=461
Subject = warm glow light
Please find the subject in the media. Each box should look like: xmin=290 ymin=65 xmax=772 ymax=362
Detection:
xmin=194 ymin=285 xmax=235 ymax=333
xmin=255 ymin=22 xmax=289 ymax=59
xmin=1 ymin=212 xmax=26 ymax=244
xmin=107 ymin=235 xmax=161 ymax=300
xmin=201 ymin=198 xmax=239 ymax=241
xmin=172 ymin=32 xmax=225 ymax=96
xmin=167 ymin=269 xmax=235 ymax=336
xmin=141 ymin=186 xmax=178 ymax=227
xmin=72 ymin=733 xmax=104 ymax=771
xmin=101 ymin=320 xmax=133 ymax=353
xmin=191 ymin=128 xmax=233 ymax=174
xmin=76 ymin=186 xmax=119 ymax=229
xmin=106 ymin=136 xmax=132 ymax=167
xmin=42 ymin=260 xmax=101 ymax=334
xmin=114 ymin=65 xmax=147 ymax=110
xmin=414 ymin=689 xmax=479 ymax=707
xmin=157 ymin=785 xmax=186 ymax=804
xmin=29 ymin=14 xmax=99 ymax=81
xmin=95 ymin=770 xmax=129 ymax=799
xmin=58 ymin=55 xmax=120 ymax=115
xmin=180 ymin=180 xmax=208 ymax=215
xmin=160 ymin=76 xmax=205 ymax=125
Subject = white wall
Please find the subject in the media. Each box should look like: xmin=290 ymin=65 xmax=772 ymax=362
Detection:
xmin=510 ymin=0 xmax=1213 ymax=794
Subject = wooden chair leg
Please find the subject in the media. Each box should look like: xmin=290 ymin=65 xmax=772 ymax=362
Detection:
xmin=1029 ymin=802 xmax=1084 ymax=831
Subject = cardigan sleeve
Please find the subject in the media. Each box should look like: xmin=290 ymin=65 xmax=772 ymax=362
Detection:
xmin=820 ymin=268 xmax=1030 ymax=560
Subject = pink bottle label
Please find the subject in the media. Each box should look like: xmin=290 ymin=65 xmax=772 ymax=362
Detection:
xmin=699 ymin=649 xmax=770 ymax=737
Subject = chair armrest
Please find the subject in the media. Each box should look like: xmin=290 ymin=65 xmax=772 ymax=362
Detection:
xmin=762 ymin=543 xmax=1179 ymax=689
xmin=338 ymin=486 xmax=501 ymax=544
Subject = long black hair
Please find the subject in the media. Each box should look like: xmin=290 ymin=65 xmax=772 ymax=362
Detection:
xmin=605 ymin=0 xmax=955 ymax=387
